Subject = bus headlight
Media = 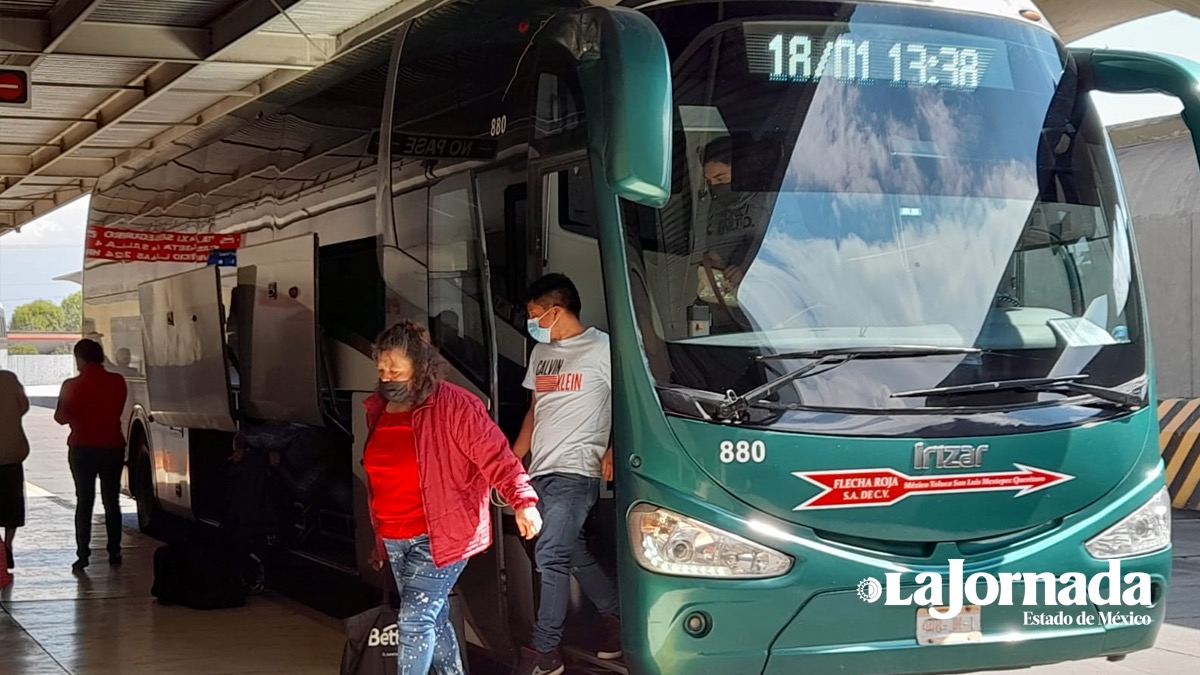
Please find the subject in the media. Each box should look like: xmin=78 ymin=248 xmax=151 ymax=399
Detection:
xmin=1085 ymin=487 xmax=1172 ymax=559
xmin=628 ymin=504 xmax=792 ymax=578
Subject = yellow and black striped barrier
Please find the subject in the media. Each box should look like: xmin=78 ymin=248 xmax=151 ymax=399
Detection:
xmin=1158 ymin=398 xmax=1200 ymax=510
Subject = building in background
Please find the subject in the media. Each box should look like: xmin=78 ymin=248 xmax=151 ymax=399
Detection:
xmin=1112 ymin=115 xmax=1200 ymax=399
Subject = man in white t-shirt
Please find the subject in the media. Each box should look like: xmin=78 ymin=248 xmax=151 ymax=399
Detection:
xmin=511 ymin=273 xmax=621 ymax=675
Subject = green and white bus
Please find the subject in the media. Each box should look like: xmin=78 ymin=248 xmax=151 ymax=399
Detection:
xmin=81 ymin=0 xmax=1200 ymax=673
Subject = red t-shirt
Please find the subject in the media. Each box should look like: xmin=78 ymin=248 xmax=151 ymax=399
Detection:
xmin=54 ymin=364 xmax=128 ymax=449
xmin=363 ymin=410 xmax=427 ymax=540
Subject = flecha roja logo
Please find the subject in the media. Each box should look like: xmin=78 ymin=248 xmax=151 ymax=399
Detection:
xmin=857 ymin=559 xmax=1153 ymax=619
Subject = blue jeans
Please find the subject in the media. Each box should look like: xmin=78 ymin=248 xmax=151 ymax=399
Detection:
xmin=384 ymin=536 xmax=468 ymax=675
xmin=530 ymin=473 xmax=620 ymax=653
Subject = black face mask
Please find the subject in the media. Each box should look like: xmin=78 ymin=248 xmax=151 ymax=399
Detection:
xmin=378 ymin=380 xmax=413 ymax=404
xmin=709 ymin=184 xmax=733 ymax=202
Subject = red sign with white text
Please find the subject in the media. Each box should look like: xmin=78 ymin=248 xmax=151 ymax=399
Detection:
xmin=793 ymin=464 xmax=1074 ymax=509
xmin=0 ymin=67 xmax=31 ymax=107
xmin=86 ymin=225 xmax=242 ymax=263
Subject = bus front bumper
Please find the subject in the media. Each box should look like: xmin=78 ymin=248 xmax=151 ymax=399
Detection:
xmin=760 ymin=577 xmax=1167 ymax=675
xmin=621 ymin=550 xmax=1169 ymax=675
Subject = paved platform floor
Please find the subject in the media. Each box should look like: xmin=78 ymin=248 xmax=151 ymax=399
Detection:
xmin=3 ymin=398 xmax=1200 ymax=674
xmin=2 ymin=404 xmax=344 ymax=675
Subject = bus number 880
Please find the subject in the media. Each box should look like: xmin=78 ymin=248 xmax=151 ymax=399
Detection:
xmin=720 ymin=440 xmax=767 ymax=464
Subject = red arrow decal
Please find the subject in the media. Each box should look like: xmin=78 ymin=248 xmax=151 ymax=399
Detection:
xmin=793 ymin=463 xmax=1074 ymax=510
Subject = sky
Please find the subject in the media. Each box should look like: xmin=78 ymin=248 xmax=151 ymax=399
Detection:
xmin=2 ymin=8 xmax=1200 ymax=319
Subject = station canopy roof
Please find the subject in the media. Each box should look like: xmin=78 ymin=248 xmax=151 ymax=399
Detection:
xmin=0 ymin=0 xmax=448 ymax=234
xmin=1 ymin=0 xmax=1198 ymax=235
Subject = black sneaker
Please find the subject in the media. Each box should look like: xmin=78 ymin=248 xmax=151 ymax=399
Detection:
xmin=598 ymin=614 xmax=623 ymax=660
xmin=72 ymin=557 xmax=89 ymax=572
xmin=109 ymin=554 xmax=123 ymax=567
xmin=512 ymin=647 xmax=564 ymax=675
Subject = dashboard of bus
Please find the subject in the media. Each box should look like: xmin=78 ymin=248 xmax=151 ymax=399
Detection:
xmin=621 ymin=1 xmax=1148 ymax=423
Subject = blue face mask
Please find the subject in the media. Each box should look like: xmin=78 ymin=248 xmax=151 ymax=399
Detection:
xmin=527 ymin=310 xmax=559 ymax=344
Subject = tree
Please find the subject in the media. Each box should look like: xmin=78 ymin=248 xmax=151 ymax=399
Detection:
xmin=7 ymin=344 xmax=37 ymax=355
xmin=61 ymin=291 xmax=82 ymax=332
xmin=10 ymin=299 xmax=67 ymax=332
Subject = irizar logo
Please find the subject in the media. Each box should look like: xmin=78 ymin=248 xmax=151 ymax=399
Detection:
xmin=367 ymin=623 xmax=399 ymax=647
xmin=857 ymin=559 xmax=1152 ymax=619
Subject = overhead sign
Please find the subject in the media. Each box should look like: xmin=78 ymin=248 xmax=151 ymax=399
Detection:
xmin=793 ymin=464 xmax=1074 ymax=509
xmin=86 ymin=225 xmax=243 ymax=263
xmin=368 ymin=130 xmax=498 ymax=161
xmin=0 ymin=67 xmax=31 ymax=108
xmin=207 ymin=249 xmax=238 ymax=267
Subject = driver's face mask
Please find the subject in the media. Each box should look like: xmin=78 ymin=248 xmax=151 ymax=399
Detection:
xmin=708 ymin=183 xmax=733 ymax=202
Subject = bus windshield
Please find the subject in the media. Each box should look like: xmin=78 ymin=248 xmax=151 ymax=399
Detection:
xmin=623 ymin=2 xmax=1146 ymax=413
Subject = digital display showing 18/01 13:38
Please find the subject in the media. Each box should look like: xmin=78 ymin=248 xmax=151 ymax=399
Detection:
xmin=743 ymin=26 xmax=1001 ymax=91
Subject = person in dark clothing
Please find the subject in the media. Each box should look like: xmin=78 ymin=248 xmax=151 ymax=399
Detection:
xmin=112 ymin=348 xmax=139 ymax=377
xmin=54 ymin=339 xmax=129 ymax=571
xmin=227 ymin=419 xmax=307 ymax=593
xmin=696 ymin=136 xmax=774 ymax=332
xmin=0 ymin=369 xmax=31 ymax=571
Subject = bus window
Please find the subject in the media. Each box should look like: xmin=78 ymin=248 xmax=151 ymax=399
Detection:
xmin=558 ymin=165 xmax=598 ymax=239
xmin=533 ymin=68 xmax=587 ymax=156
xmin=428 ymin=176 xmax=488 ymax=389
xmin=474 ymin=163 xmax=529 ymax=328
xmin=392 ymin=188 xmax=428 ymax=265
xmin=542 ymin=163 xmax=608 ymax=333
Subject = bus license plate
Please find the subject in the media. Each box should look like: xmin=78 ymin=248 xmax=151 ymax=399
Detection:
xmin=916 ymin=605 xmax=983 ymax=645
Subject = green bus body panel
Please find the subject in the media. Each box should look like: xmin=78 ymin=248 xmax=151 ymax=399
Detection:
xmin=585 ymin=98 xmax=1172 ymax=675
xmin=570 ymin=22 xmax=1178 ymax=675
xmin=668 ymin=409 xmax=1159 ymax=542
xmin=550 ymin=6 xmax=673 ymax=207
xmin=609 ymin=403 xmax=1169 ymax=674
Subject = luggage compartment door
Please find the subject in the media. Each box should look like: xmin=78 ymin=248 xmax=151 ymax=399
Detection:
xmin=234 ymin=234 xmax=324 ymax=426
xmin=138 ymin=266 xmax=236 ymax=432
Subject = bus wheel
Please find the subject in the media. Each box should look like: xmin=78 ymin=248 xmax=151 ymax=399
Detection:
xmin=133 ymin=438 xmax=164 ymax=537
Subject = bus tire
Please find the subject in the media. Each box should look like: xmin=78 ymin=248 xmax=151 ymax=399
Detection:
xmin=133 ymin=435 xmax=165 ymax=537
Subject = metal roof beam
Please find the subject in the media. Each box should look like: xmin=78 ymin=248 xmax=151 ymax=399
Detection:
xmin=47 ymin=0 xmax=107 ymax=52
xmin=20 ymin=59 xmax=194 ymax=182
xmin=211 ymin=0 xmax=307 ymax=52
xmin=0 ymin=0 xmax=436 ymax=233
xmin=0 ymin=155 xmax=113 ymax=178
xmin=0 ymin=0 xmax=331 ymax=209
xmin=105 ymin=68 xmax=309 ymax=186
xmin=0 ymin=19 xmax=332 ymax=68
xmin=0 ymin=187 xmax=89 ymax=230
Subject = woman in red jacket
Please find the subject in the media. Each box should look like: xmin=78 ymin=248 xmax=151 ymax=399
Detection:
xmin=363 ymin=319 xmax=541 ymax=675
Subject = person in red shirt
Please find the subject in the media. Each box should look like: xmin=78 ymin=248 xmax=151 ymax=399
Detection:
xmin=363 ymin=320 xmax=541 ymax=675
xmin=54 ymin=339 xmax=128 ymax=571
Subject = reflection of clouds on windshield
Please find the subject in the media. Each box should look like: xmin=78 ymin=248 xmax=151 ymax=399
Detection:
xmin=785 ymin=82 xmax=1039 ymax=198
xmin=738 ymin=194 xmax=1033 ymax=339
xmin=737 ymin=78 xmax=1049 ymax=345
xmin=1111 ymin=203 xmax=1132 ymax=318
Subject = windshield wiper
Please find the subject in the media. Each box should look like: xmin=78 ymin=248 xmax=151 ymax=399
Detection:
xmin=890 ymin=375 xmax=1144 ymax=409
xmin=757 ymin=345 xmax=982 ymax=362
xmin=716 ymin=345 xmax=982 ymax=421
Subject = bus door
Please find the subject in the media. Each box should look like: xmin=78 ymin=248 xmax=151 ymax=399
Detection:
xmin=526 ymin=38 xmax=621 ymax=660
xmin=234 ymin=233 xmax=325 ymax=426
xmin=138 ymin=265 xmax=237 ymax=514
xmin=429 ymin=169 xmax=516 ymax=657
xmin=529 ymin=156 xmax=622 ymax=646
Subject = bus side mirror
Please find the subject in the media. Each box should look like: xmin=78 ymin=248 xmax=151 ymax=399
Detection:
xmin=1071 ymin=48 xmax=1200 ymax=164
xmin=545 ymin=7 xmax=672 ymax=208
